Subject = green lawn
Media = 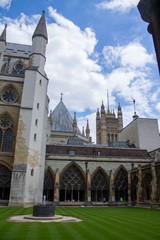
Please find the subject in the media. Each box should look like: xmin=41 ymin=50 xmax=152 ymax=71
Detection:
xmin=0 ymin=206 xmax=160 ymax=240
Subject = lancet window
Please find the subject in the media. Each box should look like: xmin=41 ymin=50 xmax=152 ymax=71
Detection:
xmin=0 ymin=115 xmax=13 ymax=152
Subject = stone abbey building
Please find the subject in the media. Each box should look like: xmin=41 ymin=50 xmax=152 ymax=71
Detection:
xmin=0 ymin=12 xmax=160 ymax=207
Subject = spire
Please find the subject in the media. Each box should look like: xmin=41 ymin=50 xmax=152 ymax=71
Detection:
xmin=86 ymin=119 xmax=90 ymax=139
xmin=101 ymin=101 xmax=105 ymax=115
xmin=0 ymin=24 xmax=7 ymax=43
xmin=82 ymin=126 xmax=85 ymax=136
xmin=107 ymin=90 xmax=110 ymax=112
xmin=73 ymin=112 xmax=77 ymax=135
xmin=32 ymin=11 xmax=48 ymax=43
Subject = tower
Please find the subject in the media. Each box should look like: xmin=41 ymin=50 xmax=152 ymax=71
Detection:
xmin=96 ymin=98 xmax=123 ymax=145
xmin=8 ymin=11 xmax=49 ymax=207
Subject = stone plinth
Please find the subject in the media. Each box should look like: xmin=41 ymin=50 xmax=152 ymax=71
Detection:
xmin=33 ymin=205 xmax=55 ymax=217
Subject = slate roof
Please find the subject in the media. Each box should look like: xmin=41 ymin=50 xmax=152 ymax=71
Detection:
xmin=51 ymin=100 xmax=81 ymax=134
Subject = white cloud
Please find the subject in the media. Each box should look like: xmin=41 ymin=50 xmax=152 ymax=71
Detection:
xmin=156 ymin=103 xmax=160 ymax=112
xmin=0 ymin=8 xmax=158 ymax=143
xmin=0 ymin=0 xmax=12 ymax=10
xmin=96 ymin=0 xmax=139 ymax=13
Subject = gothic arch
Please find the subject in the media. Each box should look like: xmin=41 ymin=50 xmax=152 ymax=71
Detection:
xmin=60 ymin=162 xmax=85 ymax=202
xmin=114 ymin=165 xmax=128 ymax=201
xmin=0 ymin=164 xmax=12 ymax=200
xmin=131 ymin=175 xmax=139 ymax=201
xmin=43 ymin=167 xmax=55 ymax=201
xmin=91 ymin=167 xmax=109 ymax=202
xmin=142 ymin=173 xmax=152 ymax=201
xmin=1 ymin=62 xmax=7 ymax=74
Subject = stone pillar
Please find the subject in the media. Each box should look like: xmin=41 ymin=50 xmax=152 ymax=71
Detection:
xmin=151 ymin=161 xmax=158 ymax=203
xmin=128 ymin=171 xmax=131 ymax=205
xmin=87 ymin=170 xmax=91 ymax=202
xmin=137 ymin=165 xmax=143 ymax=203
xmin=138 ymin=0 xmax=160 ymax=74
xmin=54 ymin=169 xmax=60 ymax=203
xmin=109 ymin=170 xmax=115 ymax=203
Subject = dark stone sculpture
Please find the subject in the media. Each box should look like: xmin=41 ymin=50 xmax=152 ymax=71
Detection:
xmin=138 ymin=0 xmax=160 ymax=74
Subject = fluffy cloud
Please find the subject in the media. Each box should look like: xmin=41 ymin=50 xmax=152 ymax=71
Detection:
xmin=102 ymin=42 xmax=155 ymax=124
xmin=0 ymin=7 xmax=158 ymax=143
xmin=96 ymin=0 xmax=139 ymax=13
xmin=0 ymin=0 xmax=12 ymax=10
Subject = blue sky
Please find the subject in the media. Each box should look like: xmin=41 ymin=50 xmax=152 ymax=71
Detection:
xmin=0 ymin=0 xmax=160 ymax=142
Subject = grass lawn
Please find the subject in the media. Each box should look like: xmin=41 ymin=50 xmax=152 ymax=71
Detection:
xmin=0 ymin=206 xmax=160 ymax=240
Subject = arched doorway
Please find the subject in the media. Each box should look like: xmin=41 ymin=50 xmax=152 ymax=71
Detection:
xmin=91 ymin=168 xmax=109 ymax=202
xmin=142 ymin=173 xmax=152 ymax=201
xmin=0 ymin=165 xmax=11 ymax=200
xmin=114 ymin=167 xmax=128 ymax=201
xmin=60 ymin=164 xmax=85 ymax=202
xmin=43 ymin=169 xmax=54 ymax=201
xmin=131 ymin=176 xmax=138 ymax=201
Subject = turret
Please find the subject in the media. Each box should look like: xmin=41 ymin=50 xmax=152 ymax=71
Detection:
xmin=117 ymin=103 xmax=123 ymax=132
xmin=73 ymin=112 xmax=77 ymax=135
xmin=86 ymin=119 xmax=90 ymax=139
xmin=30 ymin=11 xmax=48 ymax=73
xmin=101 ymin=101 xmax=105 ymax=116
xmin=0 ymin=24 xmax=7 ymax=71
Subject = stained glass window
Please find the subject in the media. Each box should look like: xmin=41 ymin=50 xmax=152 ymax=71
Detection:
xmin=2 ymin=90 xmax=17 ymax=103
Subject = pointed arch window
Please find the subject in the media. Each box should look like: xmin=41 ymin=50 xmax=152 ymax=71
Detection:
xmin=60 ymin=164 xmax=85 ymax=202
xmin=91 ymin=169 xmax=109 ymax=202
xmin=114 ymin=167 xmax=128 ymax=201
xmin=0 ymin=115 xmax=13 ymax=152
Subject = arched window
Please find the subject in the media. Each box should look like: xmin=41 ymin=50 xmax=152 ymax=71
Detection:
xmin=0 ymin=115 xmax=13 ymax=152
xmin=2 ymin=129 xmax=13 ymax=152
xmin=12 ymin=63 xmax=24 ymax=77
xmin=34 ymin=133 xmax=37 ymax=141
xmin=43 ymin=169 xmax=54 ymax=201
xmin=91 ymin=169 xmax=109 ymax=202
xmin=131 ymin=176 xmax=138 ymax=201
xmin=60 ymin=164 xmax=85 ymax=202
xmin=114 ymin=167 xmax=128 ymax=201
xmin=0 ymin=165 xmax=11 ymax=200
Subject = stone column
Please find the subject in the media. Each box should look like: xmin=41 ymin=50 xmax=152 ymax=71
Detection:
xmin=138 ymin=0 xmax=160 ymax=74
xmin=109 ymin=170 xmax=115 ymax=203
xmin=87 ymin=170 xmax=91 ymax=202
xmin=54 ymin=169 xmax=60 ymax=203
xmin=151 ymin=161 xmax=158 ymax=204
xmin=137 ymin=165 xmax=143 ymax=203
xmin=128 ymin=171 xmax=131 ymax=205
